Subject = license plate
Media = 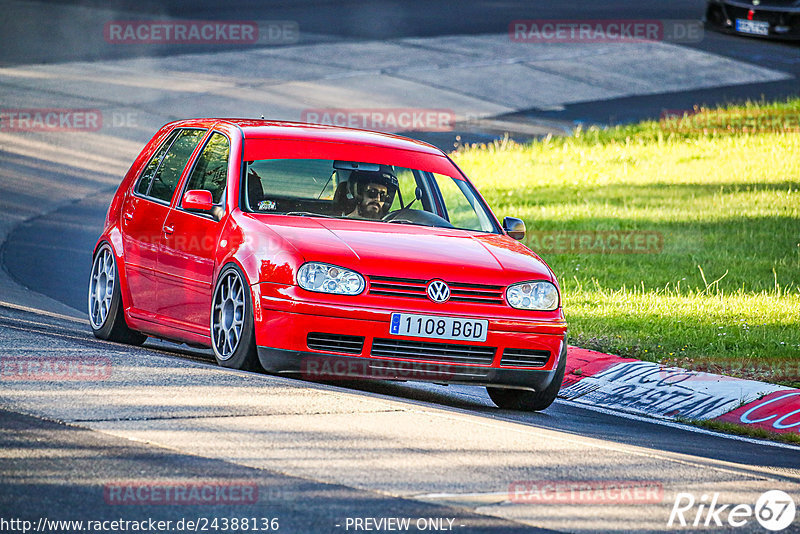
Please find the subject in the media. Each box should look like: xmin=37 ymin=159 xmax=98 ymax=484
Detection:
xmin=389 ymin=313 xmax=488 ymax=343
xmin=735 ymin=19 xmax=769 ymax=36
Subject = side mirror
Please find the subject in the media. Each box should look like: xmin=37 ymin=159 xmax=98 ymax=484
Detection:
xmin=182 ymin=189 xmax=214 ymax=212
xmin=503 ymin=216 xmax=526 ymax=241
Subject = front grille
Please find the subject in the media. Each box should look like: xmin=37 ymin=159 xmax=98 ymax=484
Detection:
xmin=501 ymin=348 xmax=550 ymax=368
xmin=307 ymin=333 xmax=364 ymax=355
xmin=371 ymin=338 xmax=496 ymax=365
xmin=367 ymin=276 xmax=505 ymax=305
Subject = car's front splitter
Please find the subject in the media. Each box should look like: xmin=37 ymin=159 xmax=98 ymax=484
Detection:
xmin=257 ymin=346 xmax=562 ymax=392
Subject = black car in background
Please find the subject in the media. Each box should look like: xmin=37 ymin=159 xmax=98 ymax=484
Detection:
xmin=705 ymin=0 xmax=800 ymax=40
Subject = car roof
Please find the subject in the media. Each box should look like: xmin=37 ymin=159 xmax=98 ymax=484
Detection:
xmin=175 ymin=118 xmax=446 ymax=156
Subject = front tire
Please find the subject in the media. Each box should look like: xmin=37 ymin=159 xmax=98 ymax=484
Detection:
xmin=211 ymin=264 xmax=260 ymax=371
xmin=487 ymin=342 xmax=567 ymax=411
xmin=88 ymin=244 xmax=147 ymax=345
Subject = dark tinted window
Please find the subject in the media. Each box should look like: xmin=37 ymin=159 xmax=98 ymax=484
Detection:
xmin=135 ymin=130 xmax=179 ymax=196
xmin=148 ymin=129 xmax=206 ymax=203
xmin=184 ymin=132 xmax=229 ymax=204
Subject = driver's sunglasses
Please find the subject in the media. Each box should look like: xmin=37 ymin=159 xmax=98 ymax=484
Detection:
xmin=365 ymin=188 xmax=389 ymax=202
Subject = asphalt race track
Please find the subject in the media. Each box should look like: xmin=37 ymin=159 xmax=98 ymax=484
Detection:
xmin=4 ymin=0 xmax=800 ymax=129
xmin=1 ymin=1 xmax=799 ymax=533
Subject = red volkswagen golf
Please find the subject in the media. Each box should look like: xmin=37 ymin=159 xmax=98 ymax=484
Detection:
xmin=89 ymin=119 xmax=567 ymax=411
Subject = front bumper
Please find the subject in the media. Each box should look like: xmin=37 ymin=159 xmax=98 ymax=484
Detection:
xmin=705 ymin=0 xmax=800 ymax=40
xmin=254 ymin=283 xmax=567 ymax=391
xmin=257 ymin=346 xmax=563 ymax=392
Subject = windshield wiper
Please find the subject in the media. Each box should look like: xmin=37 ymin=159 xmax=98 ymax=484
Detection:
xmin=283 ymin=211 xmax=335 ymax=218
xmin=384 ymin=219 xmax=435 ymax=227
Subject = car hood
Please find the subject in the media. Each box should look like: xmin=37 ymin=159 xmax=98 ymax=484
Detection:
xmin=253 ymin=216 xmax=554 ymax=285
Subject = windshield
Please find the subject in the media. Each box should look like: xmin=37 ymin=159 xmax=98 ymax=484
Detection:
xmin=242 ymin=158 xmax=499 ymax=233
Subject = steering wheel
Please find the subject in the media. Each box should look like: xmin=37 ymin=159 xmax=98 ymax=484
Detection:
xmin=382 ymin=208 xmax=454 ymax=228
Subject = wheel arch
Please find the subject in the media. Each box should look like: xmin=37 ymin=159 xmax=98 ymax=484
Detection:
xmin=92 ymin=230 xmax=135 ymax=317
xmin=210 ymin=259 xmax=261 ymax=371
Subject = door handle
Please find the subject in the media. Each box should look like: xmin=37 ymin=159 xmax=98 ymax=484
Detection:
xmin=163 ymin=225 xmax=174 ymax=234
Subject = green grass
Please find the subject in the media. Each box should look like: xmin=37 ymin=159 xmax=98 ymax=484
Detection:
xmin=451 ymin=99 xmax=800 ymax=387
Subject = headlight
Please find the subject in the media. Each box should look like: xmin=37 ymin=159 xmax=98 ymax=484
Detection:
xmin=297 ymin=262 xmax=364 ymax=295
xmin=506 ymin=281 xmax=559 ymax=311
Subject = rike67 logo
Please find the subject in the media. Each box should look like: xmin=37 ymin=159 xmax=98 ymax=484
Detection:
xmin=668 ymin=490 xmax=796 ymax=531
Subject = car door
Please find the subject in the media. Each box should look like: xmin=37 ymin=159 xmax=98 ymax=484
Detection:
xmin=121 ymin=128 xmax=179 ymax=315
xmin=157 ymin=131 xmax=230 ymax=334
xmin=120 ymin=127 xmax=206 ymax=319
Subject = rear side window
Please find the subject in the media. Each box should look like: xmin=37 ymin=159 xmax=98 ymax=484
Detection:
xmin=136 ymin=128 xmax=206 ymax=203
xmin=135 ymin=130 xmax=179 ymax=196
xmin=183 ymin=132 xmax=229 ymax=204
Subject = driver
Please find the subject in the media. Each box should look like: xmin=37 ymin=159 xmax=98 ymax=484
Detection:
xmin=345 ymin=169 xmax=398 ymax=220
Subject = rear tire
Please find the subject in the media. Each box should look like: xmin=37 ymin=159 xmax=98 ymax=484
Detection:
xmin=88 ymin=243 xmax=147 ymax=345
xmin=211 ymin=264 xmax=260 ymax=371
xmin=487 ymin=342 xmax=567 ymax=411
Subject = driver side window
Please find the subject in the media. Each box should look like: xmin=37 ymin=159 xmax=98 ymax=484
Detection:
xmin=432 ymin=173 xmax=494 ymax=231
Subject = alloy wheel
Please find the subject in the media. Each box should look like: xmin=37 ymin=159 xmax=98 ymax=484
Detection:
xmin=88 ymin=247 xmax=115 ymax=329
xmin=212 ymin=270 xmax=246 ymax=360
